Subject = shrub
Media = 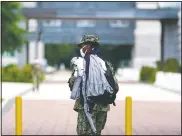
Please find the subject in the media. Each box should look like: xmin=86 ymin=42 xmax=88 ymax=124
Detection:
xmin=156 ymin=60 xmax=163 ymax=71
xmin=179 ymin=66 xmax=181 ymax=73
xmin=19 ymin=64 xmax=33 ymax=83
xmin=140 ymin=66 xmax=157 ymax=84
xmin=2 ymin=64 xmax=45 ymax=83
xmin=2 ymin=64 xmax=20 ymax=82
xmin=162 ymin=58 xmax=180 ymax=73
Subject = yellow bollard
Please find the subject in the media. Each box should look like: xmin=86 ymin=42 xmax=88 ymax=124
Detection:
xmin=125 ymin=96 xmax=132 ymax=135
xmin=15 ymin=96 xmax=22 ymax=135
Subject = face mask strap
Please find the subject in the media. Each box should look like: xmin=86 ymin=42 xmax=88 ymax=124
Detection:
xmin=80 ymin=47 xmax=85 ymax=57
xmin=80 ymin=45 xmax=87 ymax=55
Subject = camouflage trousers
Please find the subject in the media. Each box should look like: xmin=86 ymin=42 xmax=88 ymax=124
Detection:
xmin=77 ymin=110 xmax=107 ymax=135
xmin=32 ymin=74 xmax=41 ymax=91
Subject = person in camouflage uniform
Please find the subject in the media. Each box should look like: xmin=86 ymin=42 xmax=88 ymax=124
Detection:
xmin=68 ymin=35 xmax=114 ymax=135
xmin=31 ymin=58 xmax=43 ymax=92
xmin=74 ymin=99 xmax=110 ymax=135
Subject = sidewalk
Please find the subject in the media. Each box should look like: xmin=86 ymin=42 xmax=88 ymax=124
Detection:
xmin=2 ymin=82 xmax=32 ymax=100
xmin=1 ymin=73 xmax=56 ymax=115
xmin=2 ymin=70 xmax=181 ymax=135
xmin=21 ymin=83 xmax=181 ymax=102
xmin=2 ymin=72 xmax=56 ymax=102
xmin=2 ymin=100 xmax=181 ymax=135
xmin=1 ymin=82 xmax=33 ymax=116
xmin=44 ymin=70 xmax=139 ymax=83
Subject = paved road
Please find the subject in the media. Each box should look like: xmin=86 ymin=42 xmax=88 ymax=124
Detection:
xmin=2 ymin=71 xmax=181 ymax=135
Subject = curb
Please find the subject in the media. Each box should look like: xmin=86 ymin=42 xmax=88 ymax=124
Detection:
xmin=139 ymin=82 xmax=181 ymax=95
xmin=2 ymin=87 xmax=33 ymax=116
xmin=2 ymin=72 xmax=57 ymax=116
xmin=153 ymin=85 xmax=181 ymax=95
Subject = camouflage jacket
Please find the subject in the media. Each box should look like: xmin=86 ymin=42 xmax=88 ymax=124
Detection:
xmin=32 ymin=63 xmax=42 ymax=75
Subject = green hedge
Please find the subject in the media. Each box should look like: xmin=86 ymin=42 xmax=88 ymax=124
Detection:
xmin=163 ymin=58 xmax=180 ymax=73
xmin=156 ymin=58 xmax=181 ymax=73
xmin=2 ymin=64 xmax=45 ymax=83
xmin=140 ymin=66 xmax=157 ymax=84
xmin=156 ymin=60 xmax=163 ymax=71
xmin=140 ymin=58 xmax=180 ymax=84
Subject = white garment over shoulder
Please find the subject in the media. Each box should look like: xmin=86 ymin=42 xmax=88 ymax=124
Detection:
xmin=71 ymin=57 xmax=84 ymax=77
xmin=94 ymin=55 xmax=107 ymax=72
xmin=71 ymin=55 xmax=107 ymax=77
xmin=85 ymin=55 xmax=113 ymax=97
xmin=70 ymin=55 xmax=113 ymax=99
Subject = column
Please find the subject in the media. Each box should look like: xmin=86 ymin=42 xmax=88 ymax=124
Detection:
xmin=160 ymin=20 xmax=165 ymax=65
xmin=160 ymin=19 xmax=180 ymax=63
xmin=17 ymin=19 xmax=29 ymax=67
xmin=178 ymin=6 xmax=181 ymax=65
xmin=25 ymin=19 xmax=29 ymax=64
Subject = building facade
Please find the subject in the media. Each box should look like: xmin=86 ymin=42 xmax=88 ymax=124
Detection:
xmin=2 ymin=2 xmax=181 ymax=68
xmin=37 ymin=2 xmax=136 ymax=45
xmin=20 ymin=2 xmax=136 ymax=67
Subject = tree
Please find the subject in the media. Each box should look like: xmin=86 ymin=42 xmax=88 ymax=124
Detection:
xmin=100 ymin=45 xmax=133 ymax=71
xmin=1 ymin=2 xmax=27 ymax=54
xmin=45 ymin=43 xmax=76 ymax=68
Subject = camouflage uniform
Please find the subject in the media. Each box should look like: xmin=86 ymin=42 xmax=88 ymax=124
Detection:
xmin=69 ymin=74 xmax=110 ymax=135
xmin=74 ymin=99 xmax=110 ymax=135
xmin=68 ymin=35 xmax=113 ymax=135
xmin=32 ymin=62 xmax=42 ymax=91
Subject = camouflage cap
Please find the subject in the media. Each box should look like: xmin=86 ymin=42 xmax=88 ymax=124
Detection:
xmin=77 ymin=35 xmax=99 ymax=48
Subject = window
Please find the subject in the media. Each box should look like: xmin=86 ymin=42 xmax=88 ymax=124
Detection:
xmin=43 ymin=20 xmax=62 ymax=27
xmin=109 ymin=20 xmax=129 ymax=28
xmin=79 ymin=2 xmax=95 ymax=8
xmin=158 ymin=2 xmax=181 ymax=8
xmin=136 ymin=2 xmax=159 ymax=9
xmin=21 ymin=2 xmax=37 ymax=8
xmin=76 ymin=20 xmax=95 ymax=27
xmin=28 ymin=19 xmax=38 ymax=32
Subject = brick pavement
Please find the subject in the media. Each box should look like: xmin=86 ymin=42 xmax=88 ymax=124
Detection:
xmin=2 ymin=100 xmax=181 ymax=135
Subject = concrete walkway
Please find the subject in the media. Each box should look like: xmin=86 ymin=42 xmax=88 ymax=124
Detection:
xmin=2 ymin=82 xmax=32 ymax=99
xmin=21 ymin=83 xmax=181 ymax=102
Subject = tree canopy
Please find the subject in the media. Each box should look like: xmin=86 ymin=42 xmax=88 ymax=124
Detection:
xmin=1 ymin=2 xmax=27 ymax=54
xmin=45 ymin=43 xmax=76 ymax=68
xmin=45 ymin=43 xmax=132 ymax=71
